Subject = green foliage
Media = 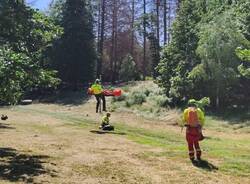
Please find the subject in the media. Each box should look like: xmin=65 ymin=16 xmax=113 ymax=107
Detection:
xmin=195 ymin=10 xmax=243 ymax=108
xmin=111 ymin=81 xmax=172 ymax=119
xmin=49 ymin=0 xmax=65 ymax=25
xmin=156 ymin=0 xmax=201 ymax=104
xmin=51 ymin=0 xmax=96 ymax=88
xmin=127 ymin=91 xmax=147 ymax=105
xmin=119 ymin=55 xmax=138 ymax=82
xmin=238 ymin=64 xmax=250 ymax=78
xmin=188 ymin=97 xmax=210 ymax=111
xmin=0 ymin=47 xmax=60 ymax=104
xmin=0 ymin=1 xmax=61 ymax=104
xmin=148 ymin=33 xmax=160 ymax=78
xmin=157 ymin=0 xmax=250 ymax=109
xmin=236 ymin=48 xmax=250 ymax=78
xmin=236 ymin=48 xmax=250 ymax=61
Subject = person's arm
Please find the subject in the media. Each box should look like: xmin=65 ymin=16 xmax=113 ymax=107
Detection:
xmin=197 ymin=108 xmax=205 ymax=127
xmin=91 ymin=84 xmax=94 ymax=90
xmin=102 ymin=116 xmax=109 ymax=126
xmin=181 ymin=109 xmax=189 ymax=127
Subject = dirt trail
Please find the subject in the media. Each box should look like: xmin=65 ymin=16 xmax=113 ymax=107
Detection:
xmin=0 ymin=98 xmax=249 ymax=183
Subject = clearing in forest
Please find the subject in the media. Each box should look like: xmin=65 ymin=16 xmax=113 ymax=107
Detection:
xmin=0 ymin=89 xmax=249 ymax=184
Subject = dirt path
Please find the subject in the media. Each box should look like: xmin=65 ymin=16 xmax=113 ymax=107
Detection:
xmin=0 ymin=98 xmax=249 ymax=183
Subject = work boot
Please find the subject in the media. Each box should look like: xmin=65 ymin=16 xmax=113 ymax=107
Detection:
xmin=190 ymin=157 xmax=195 ymax=163
xmin=197 ymin=156 xmax=201 ymax=161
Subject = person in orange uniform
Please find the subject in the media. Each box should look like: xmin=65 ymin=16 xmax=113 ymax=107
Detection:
xmin=182 ymin=99 xmax=205 ymax=162
xmin=91 ymin=79 xmax=106 ymax=113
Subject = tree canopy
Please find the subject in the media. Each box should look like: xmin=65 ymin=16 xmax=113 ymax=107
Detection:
xmin=157 ymin=0 xmax=250 ymax=110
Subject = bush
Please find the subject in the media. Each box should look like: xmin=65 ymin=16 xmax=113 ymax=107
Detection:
xmin=127 ymin=91 xmax=146 ymax=106
xmin=119 ymin=54 xmax=138 ymax=82
xmin=154 ymin=95 xmax=170 ymax=107
xmin=112 ymin=93 xmax=127 ymax=102
xmin=0 ymin=47 xmax=60 ymax=105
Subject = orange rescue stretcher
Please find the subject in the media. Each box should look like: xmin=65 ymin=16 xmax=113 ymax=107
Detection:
xmin=87 ymin=88 xmax=122 ymax=97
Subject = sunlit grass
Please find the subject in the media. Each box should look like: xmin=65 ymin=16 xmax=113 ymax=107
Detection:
xmin=14 ymin=105 xmax=250 ymax=177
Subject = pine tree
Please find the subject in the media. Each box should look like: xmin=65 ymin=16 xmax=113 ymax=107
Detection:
xmin=52 ymin=0 xmax=96 ymax=89
xmin=157 ymin=0 xmax=201 ymax=104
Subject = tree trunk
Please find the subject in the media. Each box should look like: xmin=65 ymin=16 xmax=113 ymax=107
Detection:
xmin=97 ymin=0 xmax=106 ymax=78
xmin=216 ymin=86 xmax=220 ymax=110
xmin=163 ymin=0 xmax=167 ymax=44
xmin=167 ymin=0 xmax=171 ymax=43
xmin=97 ymin=0 xmax=101 ymax=77
xmin=131 ymin=0 xmax=135 ymax=56
xmin=111 ymin=0 xmax=118 ymax=83
xmin=177 ymin=0 xmax=181 ymax=10
xmin=143 ymin=0 xmax=146 ymax=80
xmin=156 ymin=0 xmax=160 ymax=44
xmin=113 ymin=0 xmax=118 ymax=83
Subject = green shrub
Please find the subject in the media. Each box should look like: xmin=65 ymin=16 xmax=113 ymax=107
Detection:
xmin=144 ymin=89 xmax=151 ymax=96
xmin=125 ymin=101 xmax=131 ymax=107
xmin=154 ymin=95 xmax=170 ymax=107
xmin=127 ymin=91 xmax=146 ymax=105
xmin=148 ymin=94 xmax=170 ymax=107
xmin=112 ymin=93 xmax=127 ymax=102
xmin=119 ymin=54 xmax=138 ymax=82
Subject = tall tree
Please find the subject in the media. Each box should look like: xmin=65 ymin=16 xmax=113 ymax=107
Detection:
xmin=157 ymin=0 xmax=201 ymax=104
xmin=143 ymin=0 xmax=147 ymax=79
xmin=52 ymin=0 xmax=96 ymax=89
xmin=131 ymin=0 xmax=135 ymax=56
xmin=97 ymin=0 xmax=106 ymax=78
xmin=163 ymin=0 xmax=167 ymax=44
xmin=0 ymin=1 xmax=60 ymax=104
xmin=110 ymin=0 xmax=118 ymax=83
xmin=156 ymin=0 xmax=160 ymax=43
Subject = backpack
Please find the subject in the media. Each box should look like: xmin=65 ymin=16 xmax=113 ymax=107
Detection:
xmin=187 ymin=108 xmax=199 ymax=126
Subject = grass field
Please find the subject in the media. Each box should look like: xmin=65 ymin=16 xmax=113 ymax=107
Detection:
xmin=0 ymin=84 xmax=250 ymax=183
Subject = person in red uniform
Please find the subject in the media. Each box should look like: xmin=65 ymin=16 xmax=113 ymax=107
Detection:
xmin=182 ymin=99 xmax=205 ymax=162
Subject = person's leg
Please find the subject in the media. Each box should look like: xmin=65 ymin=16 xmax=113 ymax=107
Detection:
xmin=102 ymin=125 xmax=114 ymax=131
xmin=95 ymin=95 xmax=100 ymax=113
xmin=187 ymin=141 xmax=195 ymax=161
xmin=194 ymin=140 xmax=201 ymax=160
xmin=102 ymin=94 xmax=106 ymax=111
xmin=186 ymin=132 xmax=195 ymax=161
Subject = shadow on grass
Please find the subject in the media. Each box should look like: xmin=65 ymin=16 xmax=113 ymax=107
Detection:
xmin=90 ymin=130 xmax=126 ymax=135
xmin=192 ymin=159 xmax=218 ymax=171
xmin=0 ymin=147 xmax=56 ymax=183
xmin=0 ymin=123 xmax=15 ymax=129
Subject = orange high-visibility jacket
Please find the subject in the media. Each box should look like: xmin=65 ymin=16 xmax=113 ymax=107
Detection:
xmin=182 ymin=107 xmax=205 ymax=127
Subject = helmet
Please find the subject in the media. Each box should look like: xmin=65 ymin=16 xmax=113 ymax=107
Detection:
xmin=188 ymin=99 xmax=197 ymax=107
xmin=95 ymin=79 xmax=100 ymax=84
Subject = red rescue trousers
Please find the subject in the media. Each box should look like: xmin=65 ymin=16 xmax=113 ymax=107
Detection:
xmin=186 ymin=126 xmax=202 ymax=160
